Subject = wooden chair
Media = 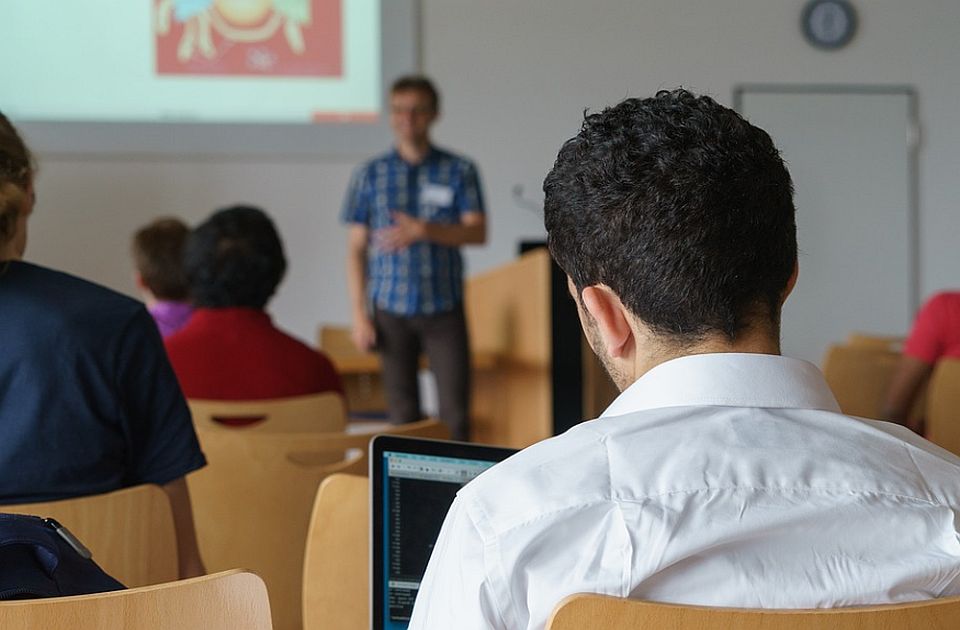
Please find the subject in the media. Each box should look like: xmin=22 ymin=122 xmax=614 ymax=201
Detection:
xmin=821 ymin=344 xmax=901 ymax=419
xmin=822 ymin=343 xmax=927 ymax=425
xmin=302 ymin=474 xmax=368 ymax=630
xmin=926 ymin=359 xmax=960 ymax=455
xmin=188 ymin=392 xmax=346 ymax=433
xmin=546 ymin=593 xmax=960 ymax=629
xmin=189 ymin=419 xmax=449 ymax=630
xmin=846 ymin=332 xmax=905 ymax=351
xmin=0 ymin=570 xmax=271 ymax=630
xmin=5 ymin=484 xmax=177 ymax=588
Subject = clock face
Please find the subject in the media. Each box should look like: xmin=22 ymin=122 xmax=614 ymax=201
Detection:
xmin=802 ymin=0 xmax=858 ymax=50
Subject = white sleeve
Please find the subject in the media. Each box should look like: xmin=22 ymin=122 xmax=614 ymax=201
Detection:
xmin=408 ymin=494 xmax=507 ymax=630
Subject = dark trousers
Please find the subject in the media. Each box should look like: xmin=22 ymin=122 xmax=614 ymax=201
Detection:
xmin=374 ymin=306 xmax=471 ymax=441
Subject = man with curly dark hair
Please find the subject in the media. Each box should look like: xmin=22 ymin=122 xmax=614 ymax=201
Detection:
xmin=410 ymin=91 xmax=960 ymax=629
xmin=165 ymin=205 xmax=343 ymax=405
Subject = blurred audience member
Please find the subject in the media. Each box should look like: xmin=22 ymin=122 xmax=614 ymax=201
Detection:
xmin=131 ymin=217 xmax=193 ymax=337
xmin=0 ymin=112 xmax=206 ymax=577
xmin=884 ymin=291 xmax=960 ymax=432
xmin=165 ymin=205 xmax=344 ymax=401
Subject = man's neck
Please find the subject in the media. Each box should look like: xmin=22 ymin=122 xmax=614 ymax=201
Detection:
xmin=0 ymin=244 xmax=20 ymax=261
xmin=396 ymin=139 xmax=431 ymax=165
xmin=632 ymin=320 xmax=781 ymax=384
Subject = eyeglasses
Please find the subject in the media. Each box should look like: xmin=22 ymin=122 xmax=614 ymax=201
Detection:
xmin=390 ymin=105 xmax=434 ymax=116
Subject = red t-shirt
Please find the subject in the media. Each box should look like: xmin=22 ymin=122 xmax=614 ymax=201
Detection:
xmin=903 ymin=292 xmax=960 ymax=365
xmin=164 ymin=307 xmax=344 ymax=400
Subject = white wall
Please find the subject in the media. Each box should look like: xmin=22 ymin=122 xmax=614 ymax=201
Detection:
xmin=26 ymin=0 xmax=960 ymax=344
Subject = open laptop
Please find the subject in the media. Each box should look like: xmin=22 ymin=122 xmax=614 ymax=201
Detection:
xmin=370 ymin=435 xmax=516 ymax=630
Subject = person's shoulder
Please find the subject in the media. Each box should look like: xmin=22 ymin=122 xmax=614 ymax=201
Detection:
xmin=854 ymin=417 xmax=960 ymax=503
xmin=458 ymin=421 xmax=612 ymax=534
xmin=260 ymin=319 xmax=330 ymax=364
xmin=923 ymin=291 xmax=960 ymax=311
xmin=357 ymin=149 xmax=397 ymax=172
xmin=7 ymin=261 xmax=144 ymax=319
xmin=431 ymin=146 xmax=478 ymax=171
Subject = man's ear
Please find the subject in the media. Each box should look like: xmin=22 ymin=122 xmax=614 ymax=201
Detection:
xmin=781 ymin=260 xmax=799 ymax=306
xmin=581 ymin=285 xmax=634 ymax=358
xmin=133 ymin=271 xmax=146 ymax=291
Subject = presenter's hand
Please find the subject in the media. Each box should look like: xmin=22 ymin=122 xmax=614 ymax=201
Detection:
xmin=374 ymin=212 xmax=426 ymax=252
xmin=352 ymin=316 xmax=377 ymax=353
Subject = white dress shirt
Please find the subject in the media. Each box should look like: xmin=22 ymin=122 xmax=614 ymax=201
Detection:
xmin=408 ymin=353 xmax=960 ymax=630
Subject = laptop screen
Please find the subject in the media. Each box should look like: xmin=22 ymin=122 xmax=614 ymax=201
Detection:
xmin=371 ymin=436 xmax=516 ymax=630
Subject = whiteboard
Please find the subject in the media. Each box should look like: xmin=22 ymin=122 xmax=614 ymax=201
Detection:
xmin=736 ymin=86 xmax=918 ymax=365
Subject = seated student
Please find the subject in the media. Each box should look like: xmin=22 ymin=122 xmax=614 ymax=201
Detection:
xmin=131 ymin=217 xmax=194 ymax=337
xmin=0 ymin=112 xmax=206 ymax=578
xmin=165 ymin=205 xmax=344 ymax=401
xmin=409 ymin=91 xmax=960 ymax=630
xmin=884 ymin=292 xmax=960 ymax=432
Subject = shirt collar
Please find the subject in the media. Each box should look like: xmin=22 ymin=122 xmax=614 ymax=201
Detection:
xmin=390 ymin=144 xmax=438 ymax=166
xmin=600 ymin=353 xmax=841 ymax=418
xmin=189 ymin=307 xmax=271 ymax=326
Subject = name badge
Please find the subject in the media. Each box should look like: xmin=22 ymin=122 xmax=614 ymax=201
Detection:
xmin=420 ymin=183 xmax=454 ymax=207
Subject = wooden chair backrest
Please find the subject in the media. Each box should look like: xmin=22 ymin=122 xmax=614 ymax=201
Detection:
xmin=847 ymin=332 xmax=905 ymax=352
xmin=821 ymin=344 xmax=901 ymax=419
xmin=926 ymin=359 xmax=960 ymax=455
xmin=547 ymin=594 xmax=960 ymax=630
xmin=4 ymin=484 xmax=177 ymax=587
xmin=0 ymin=570 xmax=271 ymax=630
xmin=189 ymin=419 xmax=448 ymax=630
xmin=302 ymin=474 xmax=369 ymax=630
xmin=188 ymin=393 xmax=346 ymax=433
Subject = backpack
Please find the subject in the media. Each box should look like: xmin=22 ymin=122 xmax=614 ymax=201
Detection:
xmin=0 ymin=513 xmax=125 ymax=600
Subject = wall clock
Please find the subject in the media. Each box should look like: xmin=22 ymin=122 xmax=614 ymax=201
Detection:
xmin=802 ymin=0 xmax=858 ymax=50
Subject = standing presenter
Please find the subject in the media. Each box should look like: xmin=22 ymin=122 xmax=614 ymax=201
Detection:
xmin=342 ymin=75 xmax=487 ymax=441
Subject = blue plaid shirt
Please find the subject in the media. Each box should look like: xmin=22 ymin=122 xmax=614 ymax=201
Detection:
xmin=342 ymin=146 xmax=485 ymax=316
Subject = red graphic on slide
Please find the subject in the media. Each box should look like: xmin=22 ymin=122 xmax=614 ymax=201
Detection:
xmin=154 ymin=0 xmax=342 ymax=77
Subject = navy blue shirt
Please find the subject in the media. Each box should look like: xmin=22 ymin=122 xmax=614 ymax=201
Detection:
xmin=342 ymin=146 xmax=485 ymax=316
xmin=0 ymin=261 xmax=206 ymax=504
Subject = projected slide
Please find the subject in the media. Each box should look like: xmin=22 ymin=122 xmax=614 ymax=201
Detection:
xmin=1 ymin=1 xmax=381 ymax=123
xmin=155 ymin=0 xmax=341 ymax=77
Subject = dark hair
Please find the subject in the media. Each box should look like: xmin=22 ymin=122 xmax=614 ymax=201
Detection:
xmin=183 ymin=205 xmax=287 ymax=309
xmin=543 ymin=89 xmax=797 ymax=343
xmin=390 ymin=75 xmax=440 ymax=113
xmin=0 ymin=112 xmax=33 ymax=248
xmin=131 ymin=217 xmax=191 ymax=301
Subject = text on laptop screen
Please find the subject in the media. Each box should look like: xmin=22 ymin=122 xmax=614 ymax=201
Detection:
xmin=381 ymin=451 xmax=497 ymax=628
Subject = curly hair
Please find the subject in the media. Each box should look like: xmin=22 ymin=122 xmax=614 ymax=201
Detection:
xmin=543 ymin=89 xmax=797 ymax=343
xmin=183 ymin=205 xmax=287 ymax=309
xmin=131 ymin=217 xmax=191 ymax=301
xmin=0 ymin=112 xmax=33 ymax=249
